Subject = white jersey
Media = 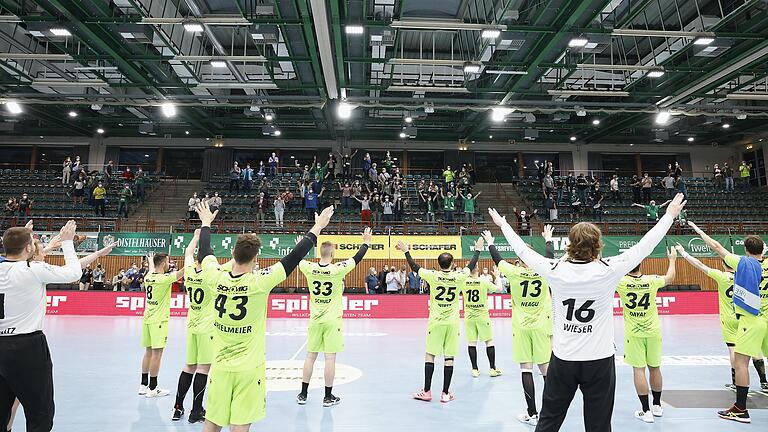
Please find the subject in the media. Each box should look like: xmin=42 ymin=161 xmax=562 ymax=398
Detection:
xmin=500 ymin=215 xmax=673 ymax=361
xmin=0 ymin=240 xmax=81 ymax=336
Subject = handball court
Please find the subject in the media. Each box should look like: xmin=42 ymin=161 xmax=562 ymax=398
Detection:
xmin=12 ymin=315 xmax=768 ymax=432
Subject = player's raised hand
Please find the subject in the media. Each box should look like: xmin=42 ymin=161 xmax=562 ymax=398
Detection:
xmin=24 ymin=219 xmax=33 ymax=231
xmin=673 ymin=243 xmax=685 ymax=254
xmin=474 ymin=236 xmax=484 ymax=252
xmin=196 ymin=201 xmax=218 ymax=227
xmin=542 ymin=224 xmax=554 ymax=241
xmin=664 ymin=193 xmax=687 ymax=218
xmin=97 ymin=242 xmax=117 ymax=257
xmin=487 ymin=208 xmax=507 ymax=227
xmin=46 ymin=234 xmax=62 ymax=251
xmin=58 ymin=220 xmax=76 ymax=241
xmin=192 ymin=228 xmax=201 ymax=239
xmin=313 ymin=206 xmax=335 ymax=230
xmin=667 ymin=247 xmax=677 ymax=261
xmin=481 ymin=230 xmax=495 ymax=246
xmin=687 ymin=220 xmax=703 ymax=234
xmin=396 ymin=240 xmax=410 ymax=253
xmin=362 ymin=227 xmax=372 ymax=245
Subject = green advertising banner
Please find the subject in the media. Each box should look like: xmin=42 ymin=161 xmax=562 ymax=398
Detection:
xmin=168 ymin=233 xmax=309 ymax=258
xmin=98 ymin=232 xmax=170 ymax=256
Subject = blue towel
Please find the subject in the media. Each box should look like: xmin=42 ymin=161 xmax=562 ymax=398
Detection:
xmin=734 ymin=255 xmax=762 ymax=316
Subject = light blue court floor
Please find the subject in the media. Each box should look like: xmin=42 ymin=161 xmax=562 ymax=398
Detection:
xmin=11 ymin=315 xmax=768 ymax=431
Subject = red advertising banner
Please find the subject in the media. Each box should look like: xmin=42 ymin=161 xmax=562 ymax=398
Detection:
xmin=45 ymin=291 xmax=719 ymax=318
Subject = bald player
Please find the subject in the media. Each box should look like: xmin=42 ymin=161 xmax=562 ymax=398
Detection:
xmin=296 ymin=227 xmax=372 ymax=407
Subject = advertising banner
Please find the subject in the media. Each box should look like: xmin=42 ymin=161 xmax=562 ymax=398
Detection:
xmin=45 ymin=291 xmax=718 ymax=318
xmin=316 ymin=235 xmax=389 ymax=259
xmin=36 ymin=231 xmax=99 ymax=255
xmin=168 ymin=233 xmax=308 ymax=258
xmin=390 ymin=235 xmax=462 ymax=259
xmin=97 ymin=232 xmax=169 ymax=255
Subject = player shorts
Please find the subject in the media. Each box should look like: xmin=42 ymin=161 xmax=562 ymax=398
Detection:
xmin=186 ymin=331 xmax=215 ymax=365
xmin=141 ymin=321 xmax=168 ymax=349
xmin=512 ymin=327 xmax=551 ymax=364
xmin=307 ymin=321 xmax=344 ymax=353
xmin=206 ymin=364 xmax=267 ymax=427
xmin=734 ymin=314 xmax=768 ymax=358
xmin=426 ymin=321 xmax=460 ymax=357
xmin=721 ymin=316 xmax=739 ymax=345
xmin=623 ymin=335 xmax=662 ymax=368
xmin=464 ymin=317 xmax=493 ymax=343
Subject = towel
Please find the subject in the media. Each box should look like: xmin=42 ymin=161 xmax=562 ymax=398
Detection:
xmin=734 ymin=255 xmax=763 ymax=316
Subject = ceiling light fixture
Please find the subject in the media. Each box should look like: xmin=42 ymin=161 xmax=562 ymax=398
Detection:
xmin=722 ymin=123 xmax=730 ymax=128
xmin=570 ymin=136 xmax=577 ymax=141
xmin=161 ymin=102 xmax=176 ymax=117
xmin=345 ymin=25 xmax=364 ymax=35
xmin=548 ymin=89 xmax=630 ymax=97
xmin=647 ymin=69 xmax=665 ymax=78
xmin=210 ymin=60 xmax=227 ymax=68
xmin=274 ymin=130 xmax=282 ymax=136
xmin=264 ymin=114 xmax=274 ymax=121
xmin=592 ymin=119 xmax=600 ymax=125
xmin=484 ymin=69 xmax=527 ymax=75
xmin=399 ymin=132 xmax=407 ymax=138
xmin=337 ymin=102 xmax=354 ymax=119
xmin=404 ymin=116 xmax=413 ymax=123
xmin=481 ymin=29 xmax=501 ymax=39
xmin=50 ymin=28 xmax=71 ymax=37
xmin=693 ymin=37 xmax=714 ymax=45
xmin=687 ymin=137 xmax=695 ymax=142
xmin=184 ymin=22 xmax=204 ymax=33
xmin=655 ymin=111 xmax=671 ymax=125
xmin=489 ymin=135 xmax=493 ymax=139
xmin=568 ymin=37 xmax=589 ymax=47
xmin=96 ymin=128 xmax=105 ymax=134
xmin=463 ymin=62 xmax=482 ymax=74
xmin=185 ymin=130 xmax=190 ymax=135
xmin=68 ymin=111 xmax=77 ymax=118
xmin=5 ymin=101 xmax=21 ymax=114
xmin=726 ymin=93 xmax=768 ymax=101
xmin=490 ymin=107 xmax=514 ymax=122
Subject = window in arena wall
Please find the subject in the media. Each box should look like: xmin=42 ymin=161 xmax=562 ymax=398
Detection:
xmin=475 ymin=152 xmax=519 ymax=182
xmin=118 ymin=148 xmax=157 ymax=171
xmin=639 ymin=154 xmax=677 ymax=176
xmin=163 ymin=148 xmax=203 ymax=179
xmin=600 ymin=153 xmax=636 ymax=178
xmin=407 ymin=151 xmax=443 ymax=173
xmin=37 ymin=147 xmax=78 ymax=169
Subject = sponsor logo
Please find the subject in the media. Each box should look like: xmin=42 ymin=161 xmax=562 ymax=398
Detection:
xmin=46 ymin=295 xmax=68 ymax=307
xmin=116 ymin=294 xmax=189 ymax=311
xmin=337 ymin=243 xmax=385 ymax=251
xmin=613 ymin=296 xmax=676 ymax=309
xmin=271 ymin=296 xmax=380 ymax=313
xmin=411 ymin=244 xmax=457 ymax=251
xmin=687 ymin=238 xmax=712 ymax=255
xmin=269 ymin=237 xmax=280 ymax=250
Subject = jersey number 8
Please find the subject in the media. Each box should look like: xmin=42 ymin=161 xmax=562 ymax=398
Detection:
xmin=146 ymin=286 xmax=153 ymax=300
xmin=214 ymin=295 xmax=248 ymax=321
xmin=312 ymin=281 xmax=333 ymax=296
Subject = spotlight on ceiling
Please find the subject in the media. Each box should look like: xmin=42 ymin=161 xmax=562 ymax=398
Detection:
xmin=210 ymin=60 xmax=227 ymax=68
xmin=592 ymin=119 xmax=600 ymax=125
xmin=184 ymin=22 xmax=204 ymax=33
xmin=647 ymin=69 xmax=665 ymax=78
xmin=463 ymin=62 xmax=482 ymax=74
xmin=570 ymin=136 xmax=577 ymax=141
xmin=490 ymin=107 xmax=514 ymax=122
xmin=50 ymin=28 xmax=72 ymax=37
xmin=264 ymin=113 xmax=274 ymax=121
xmin=337 ymin=102 xmax=354 ymax=119
xmin=693 ymin=37 xmax=714 ymax=45
xmin=399 ymin=132 xmax=407 ymax=138
xmin=274 ymin=130 xmax=282 ymax=136
xmin=185 ymin=130 xmax=190 ymax=135
xmin=687 ymin=137 xmax=695 ymax=142
xmin=655 ymin=111 xmax=671 ymax=125
xmin=96 ymin=128 xmax=105 ymax=134
xmin=722 ymin=123 xmax=730 ymax=129
xmin=68 ymin=111 xmax=77 ymax=118
xmin=481 ymin=29 xmax=501 ymax=39
xmin=5 ymin=101 xmax=22 ymax=114
xmin=345 ymin=25 xmax=364 ymax=35
xmin=568 ymin=37 xmax=589 ymax=47
xmin=161 ymin=102 xmax=176 ymax=118
xmin=404 ymin=116 xmax=413 ymax=123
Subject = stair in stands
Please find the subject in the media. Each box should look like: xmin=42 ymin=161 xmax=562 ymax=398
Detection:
xmin=125 ymin=179 xmax=204 ymax=231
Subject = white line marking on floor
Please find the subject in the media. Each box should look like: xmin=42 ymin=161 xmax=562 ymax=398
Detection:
xmin=289 ymin=340 xmax=308 ymax=361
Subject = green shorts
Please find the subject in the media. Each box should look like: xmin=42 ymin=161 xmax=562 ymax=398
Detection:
xmin=186 ymin=331 xmax=215 ymax=365
xmin=307 ymin=321 xmax=344 ymax=353
xmin=721 ymin=316 xmax=739 ymax=345
xmin=426 ymin=321 xmax=460 ymax=357
xmin=464 ymin=317 xmax=493 ymax=343
xmin=206 ymin=364 xmax=266 ymax=427
xmin=734 ymin=314 xmax=768 ymax=358
xmin=623 ymin=335 xmax=662 ymax=368
xmin=512 ymin=326 xmax=551 ymax=364
xmin=141 ymin=321 xmax=168 ymax=349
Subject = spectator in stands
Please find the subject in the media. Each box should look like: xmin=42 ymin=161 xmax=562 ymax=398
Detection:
xmin=71 ymin=176 xmax=85 ymax=204
xmin=576 ymin=173 xmax=589 ymax=204
xmin=229 ymin=162 xmax=241 ymax=192
xmin=92 ymin=264 xmax=105 ymax=290
xmin=326 ymin=152 xmax=337 ymax=180
xmin=739 ymin=161 xmax=751 ymax=189
xmin=242 ymin=163 xmax=254 ymax=191
xmin=370 ymin=193 xmax=382 ymax=225
xmin=258 ymin=178 xmax=270 ymax=199
xmin=92 ymin=183 xmax=106 ymax=217
xmin=352 ymin=194 xmax=371 ymax=224
xmin=128 ymin=269 xmax=144 ymax=292
xmin=443 ymin=166 xmax=455 ymax=192
xmin=542 ymin=173 xmax=555 ymax=198
xmin=338 ymin=182 xmax=352 ymax=209
xmin=713 ymin=164 xmax=724 ymax=190
xmin=72 ymin=155 xmax=82 ymax=179
xmin=479 ymin=267 xmax=493 ymax=283
xmin=280 ymin=188 xmax=293 ymax=211
xmin=62 ymin=157 xmax=72 ymax=184
xmin=418 ymin=190 xmax=437 ymax=223
xmin=641 ymin=172 xmax=653 ymax=203
xmin=117 ymin=183 xmax=132 ymax=218
xmin=79 ymin=264 xmax=93 ymax=291
xmin=544 ymin=193 xmax=558 ymax=221
xmin=630 ymin=174 xmax=641 ymax=203
xmin=675 ymin=175 xmax=688 ymax=200
xmin=112 ymin=268 xmax=126 ymax=291
xmin=187 ymin=192 xmax=200 ymax=220
xmin=122 ymin=167 xmax=134 ymax=184
xmin=253 ymin=193 xmax=268 ymax=225
xmin=535 ymin=161 xmax=546 ymax=185
xmin=256 ymin=161 xmax=266 ymax=183
xmin=396 ymin=266 xmax=407 ymax=294
xmin=723 ymin=162 xmax=734 ymax=192
xmin=312 ymin=159 xmax=329 ymax=191
xmin=207 ymin=192 xmax=220 ymax=214
xmin=408 ymin=268 xmax=422 ymax=294
xmin=268 ymin=152 xmax=279 ymax=178
xmin=365 ymin=268 xmax=379 ymax=294
xmin=662 ymin=172 xmax=676 ymax=199
xmin=273 ymin=194 xmax=285 ymax=227
xmin=673 ymin=162 xmax=683 ymax=178
xmin=104 ymin=160 xmax=115 ymax=180
xmin=512 ymin=207 xmax=534 ymax=235
xmin=440 ymin=189 xmax=456 ymax=222
xmin=458 ymin=190 xmax=481 ymax=223
xmin=590 ymin=185 xmax=604 ymax=222
xmin=134 ymin=167 xmax=146 ymax=202
xmin=304 ymin=186 xmax=323 ymax=221
xmin=632 ymin=199 xmax=670 ymax=222
xmin=609 ymin=175 xmax=620 ymax=203
xmin=382 ymin=195 xmax=394 ymax=225
xmin=16 ymin=193 xmax=32 ymax=221
xmin=565 ymin=171 xmax=576 ymax=195
xmin=301 ymin=164 xmax=311 ymax=183
xmin=4 ymin=197 xmax=17 ymax=218
xmin=386 ymin=267 xmax=400 ymax=294
xmin=377 ymin=265 xmax=389 ymax=294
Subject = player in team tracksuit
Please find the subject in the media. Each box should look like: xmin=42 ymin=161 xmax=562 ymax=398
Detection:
xmin=461 ymin=249 xmax=502 ymax=378
xmin=198 ymin=203 xmax=334 ymax=431
xmin=675 ymin=244 xmax=768 ymax=391
xmin=296 ymin=227 xmax=372 ymax=407
xmin=398 ymin=238 xmax=481 ymax=403
xmin=616 ymin=248 xmax=677 ymax=423
xmin=484 ymin=226 xmax=555 ymax=426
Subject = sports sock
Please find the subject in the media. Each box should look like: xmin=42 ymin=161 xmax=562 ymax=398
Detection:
xmin=638 ymin=394 xmax=650 ymax=413
xmin=325 ymin=386 xmax=333 ymax=398
xmin=175 ymin=371 xmax=194 ymax=406
xmin=468 ymin=346 xmax=478 ymax=370
xmin=731 ymin=368 xmax=736 ymax=385
xmin=521 ymin=371 xmax=537 ymax=416
xmin=149 ymin=376 xmax=158 ymax=391
xmin=424 ymin=362 xmax=435 ymax=392
xmin=442 ymin=365 xmax=454 ymax=394
xmin=651 ymin=390 xmax=662 ymax=406
xmin=735 ymin=386 xmax=749 ymax=410
xmin=753 ymin=358 xmax=767 ymax=384
xmin=300 ymin=382 xmax=309 ymax=396
xmin=141 ymin=373 xmax=149 ymax=386
xmin=192 ymin=373 xmax=207 ymax=412
xmin=486 ymin=346 xmax=496 ymax=369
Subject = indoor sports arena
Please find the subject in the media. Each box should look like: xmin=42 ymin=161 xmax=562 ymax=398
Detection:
xmin=1 ymin=0 xmax=768 ymax=431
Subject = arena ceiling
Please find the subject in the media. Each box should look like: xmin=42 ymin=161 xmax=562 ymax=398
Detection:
xmin=1 ymin=0 xmax=768 ymax=146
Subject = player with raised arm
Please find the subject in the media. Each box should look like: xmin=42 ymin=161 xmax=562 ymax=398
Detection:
xmin=296 ymin=227 xmax=372 ymax=407
xmin=200 ymin=205 xmax=335 ymax=432
xmin=460 ymin=237 xmax=501 ymax=379
xmin=488 ymin=192 xmax=686 ymax=432
xmin=0 ymin=220 xmax=82 ymax=432
xmin=616 ymin=248 xmax=677 ymax=423
xmin=482 ymin=226 xmax=555 ymax=426
xmin=687 ymin=222 xmax=767 ymax=423
xmin=397 ymin=238 xmax=481 ymax=403
xmin=674 ymin=243 xmax=767 ymax=391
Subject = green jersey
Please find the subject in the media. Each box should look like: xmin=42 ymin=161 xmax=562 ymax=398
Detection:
xmin=617 ymin=274 xmax=665 ymax=337
xmin=463 ymin=198 xmax=475 ymax=213
xmin=724 ymin=254 xmax=768 ymax=316
xmin=420 ymin=268 xmax=470 ymax=323
xmin=185 ymin=255 xmax=218 ymax=334
xmin=202 ymin=260 xmax=287 ymax=372
xmin=644 ymin=204 xmax=660 ymax=219
xmin=707 ymin=268 xmax=735 ymax=322
xmin=499 ymin=261 xmax=552 ymax=330
xmin=299 ymin=258 xmax=356 ymax=323
xmin=444 ymin=196 xmax=456 ymax=211
xmin=461 ymin=276 xmax=494 ymax=320
xmin=143 ymin=271 xmax=178 ymax=324
xmin=426 ymin=198 xmax=434 ymax=213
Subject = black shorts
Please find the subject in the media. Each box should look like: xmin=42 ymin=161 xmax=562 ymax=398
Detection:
xmin=0 ymin=331 xmax=55 ymax=432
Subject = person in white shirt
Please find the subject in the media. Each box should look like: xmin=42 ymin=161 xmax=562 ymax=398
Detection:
xmin=487 ymin=193 xmax=686 ymax=432
xmin=0 ymin=221 xmax=82 ymax=432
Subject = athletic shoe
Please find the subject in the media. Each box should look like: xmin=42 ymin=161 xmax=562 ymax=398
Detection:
xmin=489 ymin=368 xmax=503 ymax=377
xmin=717 ymin=405 xmax=751 ymax=423
xmin=413 ymin=389 xmax=432 ymax=402
xmin=172 ymin=405 xmax=184 ymax=421
xmin=517 ymin=413 xmax=539 ymax=426
xmin=440 ymin=392 xmax=454 ymax=403
xmin=188 ymin=409 xmax=205 ymax=424
xmin=145 ymin=387 xmax=170 ymax=398
xmin=725 ymin=383 xmax=736 ymax=391
xmin=651 ymin=405 xmax=663 ymax=417
xmin=323 ymin=395 xmax=341 ymax=407
xmin=296 ymin=393 xmax=307 ymax=405
xmin=634 ymin=410 xmax=654 ymax=423
xmin=471 ymin=369 xmax=480 ymax=378
xmin=138 ymin=385 xmax=148 ymax=395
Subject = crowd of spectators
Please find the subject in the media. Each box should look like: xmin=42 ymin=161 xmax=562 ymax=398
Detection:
xmin=61 ymin=157 xmax=147 ymax=218
xmin=74 ymin=260 xmax=154 ymax=291
xmin=364 ymin=263 xmax=508 ymax=294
